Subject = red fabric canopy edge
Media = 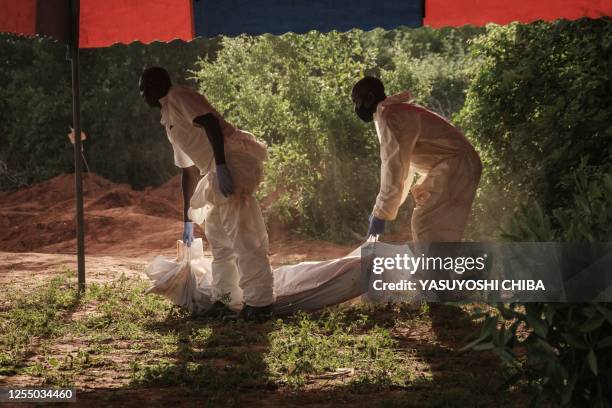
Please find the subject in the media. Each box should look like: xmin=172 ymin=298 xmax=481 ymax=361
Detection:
xmin=80 ymin=0 xmax=194 ymax=48
xmin=425 ymin=0 xmax=612 ymax=27
xmin=0 ymin=0 xmax=36 ymax=36
xmin=0 ymin=0 xmax=194 ymax=48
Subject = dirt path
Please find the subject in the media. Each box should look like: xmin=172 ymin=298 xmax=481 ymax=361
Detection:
xmin=0 ymin=235 xmax=352 ymax=285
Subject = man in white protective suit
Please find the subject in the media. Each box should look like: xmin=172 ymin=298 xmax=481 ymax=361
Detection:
xmin=139 ymin=67 xmax=274 ymax=320
xmin=352 ymin=77 xmax=482 ymax=242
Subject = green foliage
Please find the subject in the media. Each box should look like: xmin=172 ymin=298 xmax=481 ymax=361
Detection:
xmin=193 ymin=28 xmax=478 ymax=241
xmin=0 ymin=271 xmax=79 ymax=375
xmin=266 ymin=308 xmax=408 ymax=387
xmin=465 ymin=303 xmax=612 ymax=407
xmin=377 ymin=27 xmax=479 ymax=119
xmin=502 ymin=161 xmax=612 ymax=243
xmin=457 ymin=19 xmax=612 ymax=239
xmin=2 ymin=28 xmax=478 ymax=240
xmin=461 ymin=20 xmax=612 ymax=402
xmin=467 ymin=165 xmax=612 ymax=407
xmin=0 ymin=35 xmax=72 ymax=183
xmin=0 ymin=34 xmax=219 ymax=189
xmin=192 ymin=32 xmax=378 ymax=241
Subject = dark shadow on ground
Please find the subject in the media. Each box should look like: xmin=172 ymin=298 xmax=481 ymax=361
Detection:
xmin=69 ymin=303 xmax=530 ymax=407
xmin=129 ymin=310 xmax=275 ymax=404
xmin=422 ymin=303 xmax=526 ymax=407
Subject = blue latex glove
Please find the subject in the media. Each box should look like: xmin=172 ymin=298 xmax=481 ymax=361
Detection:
xmin=182 ymin=221 xmax=194 ymax=247
xmin=216 ymin=164 xmax=235 ymax=197
xmin=367 ymin=214 xmax=385 ymax=238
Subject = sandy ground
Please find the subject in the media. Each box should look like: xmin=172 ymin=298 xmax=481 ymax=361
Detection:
xmin=0 ymin=172 xmax=352 ymax=264
xmin=0 ymin=238 xmax=353 ymax=295
xmin=0 ymin=172 xmax=354 ymax=315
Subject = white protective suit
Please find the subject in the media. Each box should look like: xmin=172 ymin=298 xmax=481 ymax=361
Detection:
xmin=373 ymin=91 xmax=482 ymax=242
xmin=159 ymin=85 xmax=274 ymax=309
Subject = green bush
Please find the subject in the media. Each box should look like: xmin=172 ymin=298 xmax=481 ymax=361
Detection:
xmin=0 ymin=35 xmax=73 ymax=183
xmin=457 ymin=19 xmax=612 ymax=240
xmin=1 ymin=28 xmax=479 ymax=241
xmin=193 ymin=32 xmax=380 ymax=242
xmin=458 ymin=19 xmax=612 ymax=406
xmin=0 ymin=35 xmax=220 ymax=189
xmin=192 ymin=28 xmax=478 ymax=241
xmin=467 ymin=164 xmax=612 ymax=407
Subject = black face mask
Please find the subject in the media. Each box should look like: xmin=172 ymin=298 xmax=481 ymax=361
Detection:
xmin=355 ymin=103 xmax=375 ymax=122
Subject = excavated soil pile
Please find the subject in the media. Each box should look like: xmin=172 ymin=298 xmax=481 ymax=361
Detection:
xmin=0 ymin=173 xmax=184 ymax=256
xmin=0 ymin=173 xmax=352 ymax=260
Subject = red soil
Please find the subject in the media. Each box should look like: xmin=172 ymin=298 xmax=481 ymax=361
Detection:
xmin=0 ymin=173 xmax=351 ymax=261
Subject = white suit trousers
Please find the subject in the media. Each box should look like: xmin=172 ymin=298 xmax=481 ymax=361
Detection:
xmin=203 ymin=195 xmax=274 ymax=309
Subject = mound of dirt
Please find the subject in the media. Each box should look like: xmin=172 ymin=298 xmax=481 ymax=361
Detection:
xmin=136 ymin=196 xmax=182 ymax=218
xmin=0 ymin=173 xmax=116 ymax=206
xmin=150 ymin=174 xmax=182 ymax=201
xmin=87 ymin=188 xmax=137 ymax=211
xmin=0 ymin=173 xmax=184 ymax=255
xmin=1 ymin=172 xmax=352 ymax=260
xmin=138 ymin=175 xmax=183 ymax=219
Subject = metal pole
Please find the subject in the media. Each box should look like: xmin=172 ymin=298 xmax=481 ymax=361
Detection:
xmin=69 ymin=0 xmax=85 ymax=289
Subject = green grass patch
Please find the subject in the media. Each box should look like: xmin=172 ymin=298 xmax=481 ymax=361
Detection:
xmin=0 ymin=270 xmax=80 ymax=375
xmin=266 ymin=308 xmax=413 ymax=387
xmin=1 ymin=270 xmax=527 ymax=405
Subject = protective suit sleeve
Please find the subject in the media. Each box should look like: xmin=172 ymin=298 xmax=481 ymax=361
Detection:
xmin=372 ymin=108 xmax=421 ymax=220
xmin=169 ymin=87 xmax=214 ymax=125
xmin=171 ymin=142 xmax=196 ymax=168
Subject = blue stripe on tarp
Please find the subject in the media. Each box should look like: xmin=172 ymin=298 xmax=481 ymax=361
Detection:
xmin=193 ymin=0 xmax=423 ymax=37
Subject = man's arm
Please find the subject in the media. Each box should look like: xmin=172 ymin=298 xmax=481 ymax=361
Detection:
xmin=193 ymin=113 xmax=226 ymax=165
xmin=372 ymin=109 xmax=421 ymax=221
xmin=181 ymin=165 xmax=200 ymax=221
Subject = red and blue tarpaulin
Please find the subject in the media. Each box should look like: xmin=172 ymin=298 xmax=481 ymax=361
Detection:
xmin=2 ymin=0 xmax=611 ymax=47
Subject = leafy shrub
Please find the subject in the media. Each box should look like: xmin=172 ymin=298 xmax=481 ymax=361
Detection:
xmin=0 ymin=35 xmax=73 ymax=182
xmin=0 ymin=35 xmax=219 ymax=189
xmin=1 ymin=28 xmax=482 ymax=240
xmin=467 ymin=164 xmax=612 ymax=407
xmin=192 ymin=29 xmax=478 ymax=241
xmin=192 ymin=32 xmax=380 ymax=241
xmin=457 ymin=19 xmax=612 ymax=240
xmin=461 ymin=19 xmax=612 ymax=406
